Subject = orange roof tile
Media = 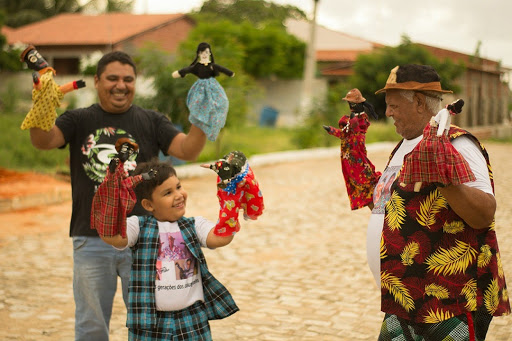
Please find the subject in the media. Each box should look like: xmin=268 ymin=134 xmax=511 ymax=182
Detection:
xmin=416 ymin=43 xmax=506 ymax=73
xmin=1 ymin=26 xmax=14 ymax=36
xmin=6 ymin=13 xmax=188 ymax=46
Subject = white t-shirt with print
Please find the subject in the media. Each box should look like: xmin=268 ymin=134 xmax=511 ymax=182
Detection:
xmin=366 ymin=135 xmax=493 ymax=287
xmin=123 ymin=215 xmax=214 ymax=311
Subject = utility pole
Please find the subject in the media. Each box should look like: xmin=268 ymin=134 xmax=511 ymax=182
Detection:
xmin=300 ymin=0 xmax=319 ymax=118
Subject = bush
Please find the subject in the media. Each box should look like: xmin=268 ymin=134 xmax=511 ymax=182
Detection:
xmin=0 ymin=81 xmax=22 ymax=112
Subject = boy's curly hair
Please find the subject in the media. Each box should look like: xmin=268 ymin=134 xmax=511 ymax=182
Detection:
xmin=133 ymin=159 xmax=177 ymax=201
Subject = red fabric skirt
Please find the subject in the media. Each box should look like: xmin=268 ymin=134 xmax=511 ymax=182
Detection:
xmin=340 ymin=136 xmax=381 ymax=209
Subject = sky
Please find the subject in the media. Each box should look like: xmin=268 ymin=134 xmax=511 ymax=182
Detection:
xmin=132 ymin=0 xmax=512 ymax=69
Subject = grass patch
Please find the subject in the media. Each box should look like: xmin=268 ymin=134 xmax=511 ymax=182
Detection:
xmin=0 ymin=112 xmax=69 ymax=173
xmin=1 ymin=110 xmax=400 ymax=173
xmin=198 ymin=126 xmax=300 ymax=162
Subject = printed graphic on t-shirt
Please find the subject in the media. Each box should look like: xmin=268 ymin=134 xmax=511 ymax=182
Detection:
xmin=80 ymin=127 xmax=138 ymax=185
xmin=155 ymin=229 xmax=203 ymax=310
xmin=157 ymin=231 xmax=198 ymax=281
xmin=372 ymin=165 xmax=400 ymax=214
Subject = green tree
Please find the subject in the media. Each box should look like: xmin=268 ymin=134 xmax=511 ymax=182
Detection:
xmin=190 ymin=0 xmax=306 ymax=80
xmin=0 ymin=0 xmax=133 ymax=27
xmin=0 ymin=10 xmax=23 ymax=71
xmin=198 ymin=0 xmax=306 ymax=27
xmin=350 ymin=35 xmax=465 ymax=118
xmin=83 ymin=0 xmax=133 ymax=13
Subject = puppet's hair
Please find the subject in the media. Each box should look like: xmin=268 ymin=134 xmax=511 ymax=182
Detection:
xmin=190 ymin=42 xmax=218 ymax=76
xmin=362 ymin=101 xmax=378 ymax=119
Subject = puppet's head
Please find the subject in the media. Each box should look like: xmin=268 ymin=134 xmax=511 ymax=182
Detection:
xmin=206 ymin=150 xmax=247 ymax=188
xmin=20 ymin=45 xmax=50 ymax=72
xmin=342 ymin=88 xmax=378 ymax=119
xmin=108 ymin=138 xmax=139 ymax=173
xmin=447 ymin=99 xmax=464 ymax=115
xmin=193 ymin=42 xmax=214 ymax=65
xmin=115 ymin=138 xmax=139 ymax=162
xmin=342 ymin=88 xmax=365 ymax=114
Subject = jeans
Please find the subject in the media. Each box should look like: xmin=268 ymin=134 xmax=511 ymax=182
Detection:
xmin=73 ymin=236 xmax=132 ymax=341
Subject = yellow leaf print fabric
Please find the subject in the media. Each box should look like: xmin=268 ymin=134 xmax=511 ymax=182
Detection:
xmin=21 ymin=70 xmax=64 ymax=132
xmin=416 ymin=190 xmax=447 ymax=229
xmin=381 ymin=271 xmax=415 ymax=312
xmin=424 ymin=240 xmax=478 ymax=276
xmin=385 ymin=191 xmax=406 ymax=231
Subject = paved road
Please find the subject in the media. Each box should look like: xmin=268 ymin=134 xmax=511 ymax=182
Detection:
xmin=0 ymin=142 xmax=511 ymax=340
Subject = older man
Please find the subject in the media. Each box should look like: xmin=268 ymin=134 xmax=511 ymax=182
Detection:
xmin=367 ymin=64 xmax=510 ymax=340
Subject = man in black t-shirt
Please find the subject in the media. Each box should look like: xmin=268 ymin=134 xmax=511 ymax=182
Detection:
xmin=29 ymin=51 xmax=207 ymax=341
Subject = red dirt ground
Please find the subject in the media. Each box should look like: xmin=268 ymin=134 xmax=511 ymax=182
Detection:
xmin=0 ymin=167 xmax=70 ymax=198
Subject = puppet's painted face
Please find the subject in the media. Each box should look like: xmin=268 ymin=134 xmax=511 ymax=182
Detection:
xmin=198 ymin=48 xmax=211 ymax=64
xmin=348 ymin=102 xmax=364 ymax=114
xmin=25 ymin=50 xmax=49 ymax=71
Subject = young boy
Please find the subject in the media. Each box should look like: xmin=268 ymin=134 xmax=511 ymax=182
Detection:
xmin=99 ymin=159 xmax=239 ymax=340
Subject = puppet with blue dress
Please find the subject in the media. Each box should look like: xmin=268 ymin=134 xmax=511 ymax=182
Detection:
xmin=172 ymin=42 xmax=234 ymax=141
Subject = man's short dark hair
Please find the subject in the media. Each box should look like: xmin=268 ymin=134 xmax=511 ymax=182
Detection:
xmin=96 ymin=51 xmax=137 ymax=78
xmin=133 ymin=159 xmax=177 ymax=201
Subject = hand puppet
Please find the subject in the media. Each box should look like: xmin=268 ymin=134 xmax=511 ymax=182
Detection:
xmin=172 ymin=42 xmax=234 ymax=141
xmin=201 ymin=150 xmax=264 ymax=236
xmin=323 ymin=88 xmax=381 ymax=210
xmin=91 ymin=138 xmax=155 ymax=237
xmin=398 ymin=99 xmax=475 ymax=191
xmin=20 ymin=45 xmax=85 ymax=131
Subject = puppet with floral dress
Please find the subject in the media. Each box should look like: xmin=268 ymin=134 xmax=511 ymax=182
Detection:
xmin=323 ymin=88 xmax=381 ymax=210
xmin=201 ymin=151 xmax=264 ymax=236
xmin=19 ymin=45 xmax=85 ymax=132
xmin=172 ymin=42 xmax=234 ymax=142
xmin=398 ymin=99 xmax=475 ymax=192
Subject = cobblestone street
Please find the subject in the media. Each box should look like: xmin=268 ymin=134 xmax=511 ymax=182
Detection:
xmin=0 ymin=143 xmax=511 ymax=340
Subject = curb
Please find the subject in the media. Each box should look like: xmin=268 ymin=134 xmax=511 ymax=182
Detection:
xmin=174 ymin=141 xmax=396 ymax=179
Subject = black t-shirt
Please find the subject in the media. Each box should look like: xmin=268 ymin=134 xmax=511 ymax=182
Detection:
xmin=56 ymin=104 xmax=180 ymax=237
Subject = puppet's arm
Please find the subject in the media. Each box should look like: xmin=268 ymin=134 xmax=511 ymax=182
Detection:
xmin=172 ymin=65 xmax=194 ymax=78
xmin=322 ymin=125 xmax=342 ymax=138
xmin=214 ymin=64 xmax=235 ymax=77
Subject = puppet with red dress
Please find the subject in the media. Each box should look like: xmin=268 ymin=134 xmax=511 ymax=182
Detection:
xmin=323 ymin=88 xmax=381 ymax=210
xmin=201 ymin=150 xmax=264 ymax=236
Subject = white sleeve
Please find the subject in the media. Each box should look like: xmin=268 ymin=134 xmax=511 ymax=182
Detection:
xmin=113 ymin=215 xmax=140 ymax=250
xmin=194 ymin=216 xmax=215 ymax=248
xmin=451 ymin=136 xmax=494 ymax=196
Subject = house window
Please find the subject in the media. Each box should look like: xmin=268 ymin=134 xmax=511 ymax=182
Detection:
xmin=53 ymin=57 xmax=80 ymax=75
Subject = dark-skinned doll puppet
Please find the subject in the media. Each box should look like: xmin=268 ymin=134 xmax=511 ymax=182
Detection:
xmin=201 ymin=151 xmax=264 ymax=237
xmin=398 ymin=99 xmax=475 ymax=192
xmin=19 ymin=45 xmax=85 ymax=131
xmin=323 ymin=88 xmax=382 ymax=210
xmin=172 ymin=42 xmax=235 ymax=141
xmin=91 ymin=138 xmax=156 ymax=238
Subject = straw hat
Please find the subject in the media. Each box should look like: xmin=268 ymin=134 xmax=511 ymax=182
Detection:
xmin=375 ymin=64 xmax=452 ymax=94
xmin=342 ymin=88 xmax=366 ymax=103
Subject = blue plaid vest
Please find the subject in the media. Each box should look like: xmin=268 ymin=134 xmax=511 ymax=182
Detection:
xmin=127 ymin=216 xmax=239 ymax=330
